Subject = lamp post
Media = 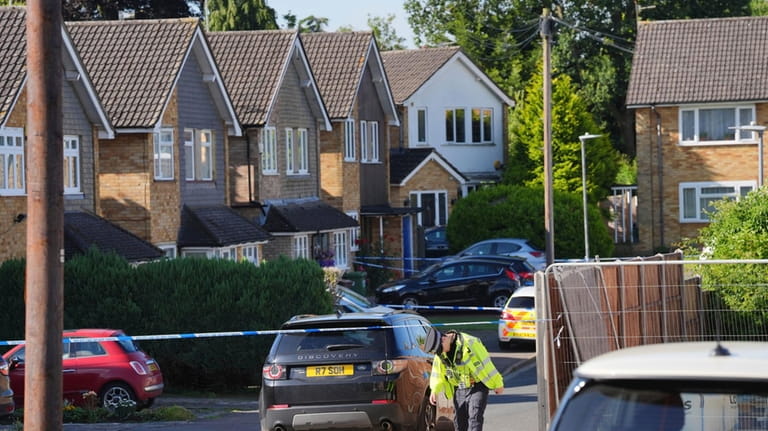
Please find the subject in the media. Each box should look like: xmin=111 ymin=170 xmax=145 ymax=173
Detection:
xmin=579 ymin=133 xmax=601 ymax=262
xmin=729 ymin=124 xmax=765 ymax=188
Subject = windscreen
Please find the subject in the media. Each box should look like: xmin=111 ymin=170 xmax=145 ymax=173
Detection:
xmin=277 ymin=327 xmax=388 ymax=356
xmin=553 ymin=380 xmax=768 ymax=431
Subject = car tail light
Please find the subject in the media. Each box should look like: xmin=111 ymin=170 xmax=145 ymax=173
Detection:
xmin=263 ymin=364 xmax=286 ymax=380
xmin=519 ymin=271 xmax=533 ymax=280
xmin=504 ymin=268 xmax=518 ymax=281
xmin=372 ymin=359 xmax=407 ymax=375
xmin=529 ymin=251 xmax=543 ymax=258
xmin=500 ymin=310 xmax=516 ymax=321
xmin=129 ymin=361 xmax=149 ymax=375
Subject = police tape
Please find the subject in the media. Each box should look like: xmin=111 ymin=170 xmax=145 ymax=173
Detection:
xmin=0 ymin=318 xmax=534 ymax=347
xmin=386 ymin=304 xmax=503 ymax=312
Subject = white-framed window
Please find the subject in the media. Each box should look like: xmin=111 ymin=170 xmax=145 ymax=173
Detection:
xmin=445 ymin=108 xmax=466 ymax=143
xmin=410 ymin=190 xmax=448 ymax=227
xmin=680 ymin=105 xmax=755 ymax=145
xmin=471 ymin=108 xmax=493 ymax=143
xmin=360 ymin=120 xmax=368 ymax=161
xmin=0 ymin=127 xmax=25 ymax=195
xmin=679 ymin=181 xmax=755 ymax=222
xmin=285 ymin=128 xmax=295 ymax=174
xmin=334 ymin=231 xmax=348 ymax=268
xmin=216 ymin=247 xmax=236 ymax=260
xmin=243 ymin=245 xmax=260 ymax=265
xmin=156 ymin=243 xmax=177 ymax=258
xmin=261 ymin=127 xmax=277 ymax=174
xmin=184 ymin=129 xmax=195 ymax=180
xmin=346 ymin=211 xmax=360 ymax=251
xmin=365 ymin=121 xmax=379 ymax=162
xmin=294 ymin=235 xmax=309 ymax=259
xmin=344 ymin=119 xmax=356 ymax=161
xmin=297 ymin=128 xmax=309 ymax=174
xmin=63 ymin=135 xmax=80 ymax=194
xmin=181 ymin=248 xmax=214 ymax=258
xmin=416 ymin=108 xmax=427 ymax=145
xmin=184 ymin=129 xmax=213 ymax=181
xmin=153 ymin=128 xmax=174 ymax=180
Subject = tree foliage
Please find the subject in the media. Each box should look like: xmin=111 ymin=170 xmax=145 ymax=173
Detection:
xmin=205 ymin=0 xmax=277 ymax=31
xmin=505 ymin=67 xmax=619 ymax=203
xmin=688 ymin=189 xmax=768 ymax=314
xmin=60 ymin=0 xmax=196 ymax=20
xmin=368 ymin=14 xmax=407 ymax=51
xmin=298 ymin=15 xmax=329 ymax=32
xmin=447 ymin=184 xmax=613 ymax=259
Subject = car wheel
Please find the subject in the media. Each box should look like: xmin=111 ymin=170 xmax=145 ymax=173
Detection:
xmin=418 ymin=393 xmax=436 ymax=431
xmin=100 ymin=382 xmax=138 ymax=411
xmin=491 ymin=292 xmax=510 ymax=308
xmin=402 ymin=296 xmax=420 ymax=308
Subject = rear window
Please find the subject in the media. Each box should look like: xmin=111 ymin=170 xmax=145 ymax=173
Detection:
xmin=276 ymin=328 xmax=388 ymax=355
xmin=507 ymin=297 xmax=534 ymax=309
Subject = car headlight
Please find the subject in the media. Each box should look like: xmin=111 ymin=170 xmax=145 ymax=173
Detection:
xmin=381 ymin=284 xmax=406 ymax=293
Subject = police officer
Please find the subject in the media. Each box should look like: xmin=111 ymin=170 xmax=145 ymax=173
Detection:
xmin=421 ymin=327 xmax=504 ymax=431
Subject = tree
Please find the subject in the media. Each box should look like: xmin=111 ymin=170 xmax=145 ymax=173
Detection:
xmin=298 ymin=15 xmax=328 ymax=32
xmin=205 ymin=0 xmax=277 ymax=31
xmin=446 ymin=184 xmax=613 ymax=259
xmin=505 ymin=67 xmax=619 ymax=204
xmin=59 ymin=0 xmax=196 ymax=20
xmin=367 ymin=14 xmax=406 ymax=51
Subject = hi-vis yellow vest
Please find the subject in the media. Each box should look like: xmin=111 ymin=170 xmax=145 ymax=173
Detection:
xmin=429 ymin=333 xmax=503 ymax=400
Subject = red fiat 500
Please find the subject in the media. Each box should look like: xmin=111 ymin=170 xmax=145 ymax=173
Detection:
xmin=2 ymin=328 xmax=163 ymax=410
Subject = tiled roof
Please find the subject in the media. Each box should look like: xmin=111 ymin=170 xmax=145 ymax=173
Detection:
xmin=263 ymin=199 xmax=359 ymax=233
xmin=64 ymin=211 xmax=164 ymax=263
xmin=381 ymin=46 xmax=460 ymax=104
xmin=67 ymin=18 xmax=198 ymax=128
xmin=0 ymin=7 xmax=27 ymax=124
xmin=178 ymin=205 xmax=271 ymax=247
xmin=627 ymin=17 xmax=768 ymax=106
xmin=389 ymin=147 xmax=467 ymax=185
xmin=208 ymin=30 xmax=295 ymax=127
xmin=300 ymin=31 xmax=373 ymax=119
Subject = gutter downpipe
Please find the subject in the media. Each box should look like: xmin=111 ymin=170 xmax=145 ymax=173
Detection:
xmin=652 ymin=106 xmax=664 ymax=249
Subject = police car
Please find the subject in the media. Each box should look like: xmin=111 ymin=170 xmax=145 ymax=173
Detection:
xmin=497 ymin=285 xmax=536 ymax=348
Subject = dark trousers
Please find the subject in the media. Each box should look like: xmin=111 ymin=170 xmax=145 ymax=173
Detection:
xmin=452 ymin=383 xmax=489 ymax=431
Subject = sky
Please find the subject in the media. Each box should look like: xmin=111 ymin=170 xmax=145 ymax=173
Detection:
xmin=268 ymin=0 xmax=417 ymax=48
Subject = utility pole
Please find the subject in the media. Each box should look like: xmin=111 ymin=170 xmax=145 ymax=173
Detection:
xmin=541 ymin=8 xmax=554 ymax=268
xmin=26 ymin=1 xmax=64 ymax=430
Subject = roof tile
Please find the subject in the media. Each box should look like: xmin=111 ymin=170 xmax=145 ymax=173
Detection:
xmin=381 ymin=46 xmax=460 ymax=103
xmin=0 ymin=7 xmax=28 ymax=123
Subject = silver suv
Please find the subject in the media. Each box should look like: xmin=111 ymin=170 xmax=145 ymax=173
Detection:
xmin=548 ymin=341 xmax=768 ymax=431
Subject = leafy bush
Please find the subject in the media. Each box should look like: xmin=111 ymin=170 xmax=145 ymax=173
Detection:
xmin=447 ymin=184 xmax=613 ymax=259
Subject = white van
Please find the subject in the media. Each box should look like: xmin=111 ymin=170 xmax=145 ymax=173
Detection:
xmin=548 ymin=342 xmax=768 ymax=431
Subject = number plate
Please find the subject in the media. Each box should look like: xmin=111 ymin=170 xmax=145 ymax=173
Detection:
xmin=306 ymin=364 xmax=353 ymax=377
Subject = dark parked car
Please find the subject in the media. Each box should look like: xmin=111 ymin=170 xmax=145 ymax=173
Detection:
xmin=457 ymin=255 xmax=536 ymax=286
xmin=424 ymin=226 xmax=450 ymax=258
xmin=3 ymin=328 xmax=163 ymax=410
xmin=0 ymin=356 xmax=13 ymax=417
xmin=260 ymin=310 xmax=454 ymax=431
xmin=449 ymin=238 xmax=546 ymax=270
xmin=375 ymin=257 xmax=521 ymax=308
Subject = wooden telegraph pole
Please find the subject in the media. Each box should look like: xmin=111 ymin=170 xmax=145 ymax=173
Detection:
xmin=25 ymin=0 xmax=64 ymax=429
xmin=541 ymin=8 xmax=554 ymax=267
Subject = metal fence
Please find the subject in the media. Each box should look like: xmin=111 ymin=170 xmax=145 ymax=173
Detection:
xmin=536 ymin=252 xmax=768 ymax=429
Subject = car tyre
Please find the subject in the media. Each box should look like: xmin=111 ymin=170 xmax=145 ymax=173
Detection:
xmin=418 ymin=393 xmax=436 ymax=431
xmin=491 ymin=292 xmax=510 ymax=308
xmin=100 ymin=382 xmax=138 ymax=410
xmin=402 ymin=295 xmax=420 ymax=308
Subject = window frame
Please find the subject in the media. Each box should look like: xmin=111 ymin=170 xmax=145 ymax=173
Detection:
xmin=334 ymin=231 xmax=348 ymax=268
xmin=243 ymin=245 xmax=260 ymax=266
xmin=368 ymin=121 xmax=379 ymax=163
xmin=344 ymin=119 xmax=356 ymax=161
xmin=410 ymin=190 xmax=449 ymax=227
xmin=285 ymin=128 xmax=295 ymax=174
xmin=416 ymin=108 xmax=427 ymax=145
xmin=294 ymin=235 xmax=309 ymax=259
xmin=261 ymin=127 xmax=277 ymax=174
xmin=679 ymin=180 xmax=755 ymax=223
xmin=184 ymin=129 xmax=195 ymax=180
xmin=445 ymin=108 xmax=466 ymax=143
xmin=346 ymin=211 xmax=360 ymax=251
xmin=63 ymin=135 xmax=81 ymax=194
xmin=297 ymin=128 xmax=309 ymax=174
xmin=0 ymin=127 xmax=25 ymax=196
xmin=153 ymin=128 xmax=174 ymax=180
xmin=360 ymin=120 xmax=368 ymax=162
xmin=679 ymin=104 xmax=756 ymax=145
xmin=471 ymin=108 xmax=493 ymax=143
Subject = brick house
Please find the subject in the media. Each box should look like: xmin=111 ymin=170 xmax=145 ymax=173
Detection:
xmin=68 ymin=18 xmax=271 ymax=262
xmin=627 ymin=17 xmax=768 ymax=253
xmin=381 ymin=46 xmax=513 ymax=197
xmin=0 ymin=7 xmax=162 ymax=263
xmin=301 ymin=32 xmax=420 ymax=275
xmin=208 ymin=30 xmax=358 ymax=269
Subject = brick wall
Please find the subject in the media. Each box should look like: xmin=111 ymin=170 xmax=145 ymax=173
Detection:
xmin=319 ymin=124 xmax=346 ymax=210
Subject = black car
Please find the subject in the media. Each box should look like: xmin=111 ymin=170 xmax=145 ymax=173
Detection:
xmin=375 ymin=257 xmax=521 ymax=308
xmin=260 ymin=310 xmax=453 ymax=431
xmin=456 ymin=255 xmax=536 ymax=286
xmin=424 ymin=226 xmax=450 ymax=258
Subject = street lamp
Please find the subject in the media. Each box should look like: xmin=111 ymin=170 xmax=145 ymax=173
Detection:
xmin=579 ymin=133 xmax=601 ymax=262
xmin=729 ymin=124 xmax=765 ymax=188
